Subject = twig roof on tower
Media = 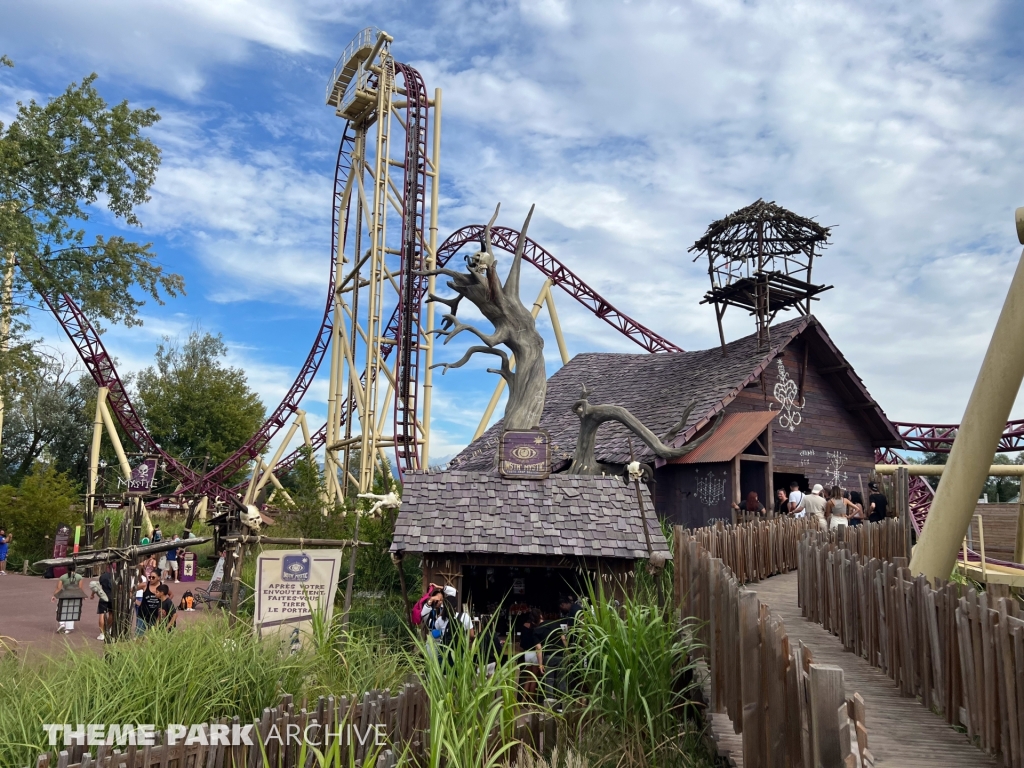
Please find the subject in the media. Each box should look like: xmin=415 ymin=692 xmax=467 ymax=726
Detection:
xmin=689 ymin=199 xmax=831 ymax=261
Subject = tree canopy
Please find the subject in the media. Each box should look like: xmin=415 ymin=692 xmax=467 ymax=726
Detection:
xmin=135 ymin=330 xmax=266 ymax=481
xmin=0 ymin=56 xmax=184 ymax=367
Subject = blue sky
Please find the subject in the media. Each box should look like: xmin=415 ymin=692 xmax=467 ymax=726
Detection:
xmin=2 ymin=0 xmax=1024 ymax=465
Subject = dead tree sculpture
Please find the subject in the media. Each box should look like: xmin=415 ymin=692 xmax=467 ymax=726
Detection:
xmin=421 ymin=204 xmax=546 ymax=430
xmin=568 ymin=385 xmax=724 ymax=476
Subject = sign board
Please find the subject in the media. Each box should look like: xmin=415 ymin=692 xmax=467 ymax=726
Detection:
xmin=102 ymin=500 xmax=125 ymax=509
xmin=158 ymin=502 xmax=182 ymax=510
xmin=254 ymin=549 xmax=343 ymax=650
xmin=179 ymin=551 xmax=197 ymax=582
xmin=127 ymin=458 xmax=159 ymax=495
xmin=498 ymin=429 xmax=551 ymax=479
xmin=52 ymin=524 xmax=71 ymax=579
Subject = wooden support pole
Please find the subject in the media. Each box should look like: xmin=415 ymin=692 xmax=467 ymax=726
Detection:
xmin=1015 ymin=494 xmax=1024 ymax=566
xmin=228 ymin=542 xmax=243 ymax=628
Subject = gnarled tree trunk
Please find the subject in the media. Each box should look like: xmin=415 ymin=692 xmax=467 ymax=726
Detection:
xmin=420 ymin=204 xmax=546 ymax=430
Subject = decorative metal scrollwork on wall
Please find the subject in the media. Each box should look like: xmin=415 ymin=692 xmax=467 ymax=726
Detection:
xmin=770 ymin=358 xmax=804 ymax=432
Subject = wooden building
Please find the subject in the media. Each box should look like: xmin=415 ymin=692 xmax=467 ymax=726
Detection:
xmin=452 ymin=315 xmax=902 ymax=529
xmin=391 ymin=471 xmax=667 ymax=611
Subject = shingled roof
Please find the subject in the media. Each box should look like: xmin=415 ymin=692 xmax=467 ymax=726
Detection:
xmin=392 ymin=471 xmax=668 ymax=560
xmin=450 ymin=315 xmax=901 ymax=472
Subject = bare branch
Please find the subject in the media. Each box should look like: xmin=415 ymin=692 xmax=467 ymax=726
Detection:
xmin=425 ymin=293 xmax=462 ymax=313
xmin=504 ymin=203 xmax=535 ymax=299
xmin=426 ymin=314 xmax=499 ymax=347
xmin=662 ymin=399 xmax=697 ymax=444
xmin=430 ymin=345 xmax=509 ymax=375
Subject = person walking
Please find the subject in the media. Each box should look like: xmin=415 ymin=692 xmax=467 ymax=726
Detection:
xmin=51 ymin=563 xmax=89 ymax=633
xmin=867 ymin=482 xmax=889 ymax=523
xmin=165 ymin=536 xmax=180 ymax=582
xmin=519 ymin=611 xmax=544 ymax=700
xmin=0 ymin=528 xmax=11 ymax=575
xmin=825 ymin=486 xmax=850 ymax=531
xmin=803 ymin=485 xmax=828 ymax=531
xmin=92 ymin=565 xmax=115 ymax=640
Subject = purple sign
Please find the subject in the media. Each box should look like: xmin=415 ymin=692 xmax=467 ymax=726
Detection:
xmin=127 ymin=458 xmax=159 ymax=495
xmin=499 ymin=429 xmax=550 ymax=479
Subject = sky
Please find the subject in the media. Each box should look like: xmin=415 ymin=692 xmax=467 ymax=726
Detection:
xmin=2 ymin=0 xmax=1024 ymax=467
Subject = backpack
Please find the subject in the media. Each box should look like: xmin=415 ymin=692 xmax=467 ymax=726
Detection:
xmin=179 ymin=591 xmax=194 ymax=611
xmin=411 ymin=592 xmax=432 ymax=626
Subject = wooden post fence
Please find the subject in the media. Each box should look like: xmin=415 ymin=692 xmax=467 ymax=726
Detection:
xmin=798 ymin=519 xmax=1024 ymax=768
xmin=675 ymin=519 xmax=874 ymax=767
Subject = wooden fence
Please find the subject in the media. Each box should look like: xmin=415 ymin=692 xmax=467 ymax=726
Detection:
xmin=679 ymin=516 xmax=814 ymax=587
xmin=675 ymin=520 xmax=873 ymax=767
xmin=799 ymin=522 xmax=1024 ymax=768
xmin=28 ymin=685 xmax=429 ymax=768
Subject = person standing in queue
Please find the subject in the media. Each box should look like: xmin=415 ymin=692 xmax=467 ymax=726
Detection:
xmin=802 ymin=485 xmax=828 ymax=531
xmin=867 ymin=482 xmax=888 ymax=523
xmin=788 ymin=481 xmax=806 ymax=516
xmin=136 ymin=572 xmax=163 ymax=634
xmin=774 ymin=489 xmax=789 ymax=517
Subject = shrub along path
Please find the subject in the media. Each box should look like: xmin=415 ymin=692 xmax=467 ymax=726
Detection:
xmin=746 ymin=571 xmax=998 ymax=768
xmin=0 ymin=573 xmax=213 ymax=659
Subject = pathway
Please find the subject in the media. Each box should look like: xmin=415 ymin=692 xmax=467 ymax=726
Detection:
xmin=704 ymin=571 xmax=998 ymax=768
xmin=0 ymin=573 xmax=213 ymax=659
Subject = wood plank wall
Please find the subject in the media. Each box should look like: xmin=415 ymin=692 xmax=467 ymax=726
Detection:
xmin=728 ymin=342 xmax=877 ymax=488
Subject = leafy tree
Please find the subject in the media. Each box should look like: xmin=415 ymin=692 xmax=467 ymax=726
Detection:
xmin=0 ymin=462 xmax=80 ymax=565
xmin=0 ymin=56 xmax=184 ymax=379
xmin=0 ymin=351 xmax=94 ymax=485
xmin=135 ymin=330 xmax=265 ymax=482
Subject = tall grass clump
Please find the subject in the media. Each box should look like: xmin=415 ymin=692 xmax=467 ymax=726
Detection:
xmin=0 ymin=617 xmax=307 ymax=767
xmin=564 ymin=587 xmax=704 ymax=768
xmin=307 ymin=604 xmax=412 ymax=697
xmin=413 ymin=617 xmax=523 ymax=768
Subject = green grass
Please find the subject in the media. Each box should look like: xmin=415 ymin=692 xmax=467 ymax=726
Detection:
xmin=561 ymin=587 xmax=710 ymax=768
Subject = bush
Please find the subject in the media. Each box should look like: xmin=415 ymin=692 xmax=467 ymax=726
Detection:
xmin=0 ymin=463 xmax=80 ymax=566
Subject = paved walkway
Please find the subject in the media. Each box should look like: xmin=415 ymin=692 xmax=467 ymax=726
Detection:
xmin=705 ymin=571 xmax=997 ymax=768
xmin=0 ymin=573 xmax=212 ymax=659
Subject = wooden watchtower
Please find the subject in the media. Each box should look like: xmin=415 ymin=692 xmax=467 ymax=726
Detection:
xmin=690 ymin=200 xmax=832 ymax=351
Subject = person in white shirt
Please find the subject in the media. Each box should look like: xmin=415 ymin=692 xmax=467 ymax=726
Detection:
xmin=788 ymin=481 xmax=806 ymax=516
xmin=802 ymin=484 xmax=828 ymax=531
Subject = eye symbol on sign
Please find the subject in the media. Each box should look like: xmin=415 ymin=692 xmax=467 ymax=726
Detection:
xmin=286 ymin=562 xmax=306 ymax=573
xmin=511 ymin=445 xmax=538 ymax=461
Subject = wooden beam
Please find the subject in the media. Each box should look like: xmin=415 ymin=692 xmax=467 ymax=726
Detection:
xmin=739 ymin=453 xmax=771 ymax=463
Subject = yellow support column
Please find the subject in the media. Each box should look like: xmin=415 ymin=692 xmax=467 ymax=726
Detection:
xmin=911 ymin=207 xmax=1024 ymax=579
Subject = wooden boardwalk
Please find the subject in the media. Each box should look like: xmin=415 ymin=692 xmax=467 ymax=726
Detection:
xmin=705 ymin=570 xmax=999 ymax=768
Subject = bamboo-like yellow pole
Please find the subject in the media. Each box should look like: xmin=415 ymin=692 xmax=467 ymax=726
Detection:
xmin=545 ymin=289 xmax=570 ymax=365
xmin=98 ymin=399 xmax=131 ymax=483
xmin=422 ymin=87 xmax=442 ymax=468
xmin=249 ymin=410 xmax=304 ymax=501
xmin=88 ymin=387 xmax=109 ymax=501
xmin=911 ymin=207 xmax=1024 ymax=579
xmin=876 ymin=464 xmax=1024 ymax=476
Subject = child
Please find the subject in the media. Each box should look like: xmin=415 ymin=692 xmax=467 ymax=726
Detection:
xmin=51 ymin=563 xmax=89 ymax=633
xmin=157 ymin=584 xmax=178 ymax=630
